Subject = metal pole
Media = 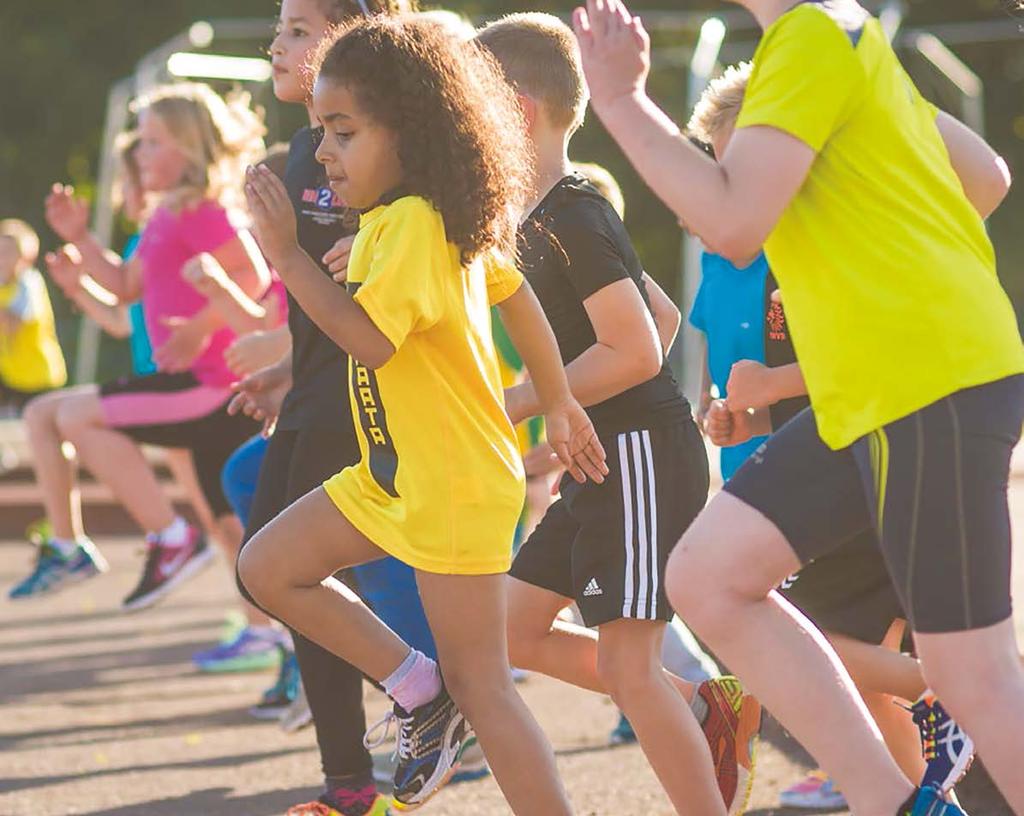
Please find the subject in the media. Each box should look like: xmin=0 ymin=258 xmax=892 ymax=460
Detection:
xmin=674 ymin=17 xmax=725 ymax=406
xmin=914 ymin=33 xmax=986 ymax=135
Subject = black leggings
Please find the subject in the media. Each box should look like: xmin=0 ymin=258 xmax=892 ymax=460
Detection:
xmin=236 ymin=424 xmax=370 ymax=779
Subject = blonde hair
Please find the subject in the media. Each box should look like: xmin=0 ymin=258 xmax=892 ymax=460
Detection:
xmin=686 ymin=62 xmax=752 ymax=147
xmin=0 ymin=219 xmax=40 ymax=265
xmin=112 ymin=130 xmax=143 ymax=213
xmin=573 ymin=161 xmax=625 ymax=219
xmin=476 ymin=13 xmax=588 ymax=132
xmin=132 ymin=83 xmax=266 ymax=211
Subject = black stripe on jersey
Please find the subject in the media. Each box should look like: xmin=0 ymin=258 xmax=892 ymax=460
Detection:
xmin=347 ymin=282 xmax=400 ymax=498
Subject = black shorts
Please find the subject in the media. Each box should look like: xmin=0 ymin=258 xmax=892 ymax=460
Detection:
xmin=99 ymin=371 xmax=260 ymax=518
xmin=725 ymin=375 xmax=1024 ymax=634
xmin=511 ymin=419 xmax=709 ymax=627
xmin=0 ymin=380 xmax=51 ymax=411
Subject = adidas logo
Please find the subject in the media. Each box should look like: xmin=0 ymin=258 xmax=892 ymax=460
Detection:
xmin=583 ymin=578 xmax=602 ymax=597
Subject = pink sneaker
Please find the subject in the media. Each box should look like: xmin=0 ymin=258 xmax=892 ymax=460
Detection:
xmin=779 ymin=770 xmax=847 ymax=810
xmin=122 ymin=526 xmax=214 ymax=611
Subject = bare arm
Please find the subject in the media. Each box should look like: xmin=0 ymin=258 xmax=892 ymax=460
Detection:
xmin=641 ymin=272 xmax=681 ymax=355
xmin=505 ymin=278 xmax=662 ymax=420
xmin=935 ymin=110 xmax=1012 ymax=219
xmin=65 ymin=278 xmax=132 ymax=338
xmin=725 ymin=360 xmax=807 ymax=413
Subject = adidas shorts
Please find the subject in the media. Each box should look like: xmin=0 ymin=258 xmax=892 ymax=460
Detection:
xmin=510 ymin=420 xmax=709 ymax=627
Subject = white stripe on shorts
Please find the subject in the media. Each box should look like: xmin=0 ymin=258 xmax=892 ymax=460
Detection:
xmin=642 ymin=429 xmax=659 ymax=619
xmin=618 ymin=433 xmax=635 ymax=618
xmin=631 ymin=432 xmax=650 ymax=619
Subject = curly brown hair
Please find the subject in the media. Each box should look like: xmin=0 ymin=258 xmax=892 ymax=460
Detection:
xmin=316 ymin=0 xmax=416 ymax=24
xmin=313 ymin=16 xmax=532 ymax=263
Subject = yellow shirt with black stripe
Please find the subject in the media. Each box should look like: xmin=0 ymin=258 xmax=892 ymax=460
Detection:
xmin=0 ymin=269 xmax=67 ymax=393
xmin=736 ymin=3 xmax=1024 ymax=450
xmin=323 ymin=196 xmax=526 ymax=574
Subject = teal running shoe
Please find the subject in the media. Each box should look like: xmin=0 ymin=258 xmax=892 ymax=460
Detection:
xmin=8 ymin=540 xmax=107 ymax=600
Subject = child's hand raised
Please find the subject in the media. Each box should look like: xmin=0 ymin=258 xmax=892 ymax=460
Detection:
xmin=45 ymin=184 xmax=90 ymax=244
xmin=544 ymin=398 xmax=608 ymax=484
xmin=323 ymin=235 xmax=355 ymax=282
xmin=228 ymin=363 xmax=291 ymax=438
xmin=245 ymin=165 xmax=299 ymax=270
xmin=572 ymin=0 xmax=650 ymax=114
xmin=182 ymin=253 xmax=231 ymax=299
xmin=44 ymin=245 xmax=85 ymax=295
xmin=154 ymin=315 xmax=211 ymax=373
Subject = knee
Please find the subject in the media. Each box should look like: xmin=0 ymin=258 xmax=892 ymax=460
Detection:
xmin=505 ymin=611 xmax=547 ymax=670
xmin=23 ymin=394 xmax=58 ymax=435
xmin=596 ymin=644 xmax=653 ymax=706
xmin=922 ymin=653 xmax=1020 ymax=714
xmin=54 ymin=400 xmax=89 ymax=440
xmin=236 ymin=534 xmax=278 ymax=609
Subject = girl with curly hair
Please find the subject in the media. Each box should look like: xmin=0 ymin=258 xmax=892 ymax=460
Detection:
xmin=238 ymin=16 xmax=606 ymax=813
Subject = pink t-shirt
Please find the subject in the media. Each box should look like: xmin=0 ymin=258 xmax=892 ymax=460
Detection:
xmin=135 ymin=200 xmax=243 ymax=387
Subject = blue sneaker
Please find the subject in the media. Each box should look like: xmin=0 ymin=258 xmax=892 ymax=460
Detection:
xmin=906 ymin=785 xmax=968 ymax=816
xmin=365 ymin=685 xmax=469 ymax=810
xmin=608 ymin=712 xmax=637 ymax=746
xmin=8 ymin=540 xmax=107 ymax=600
xmin=909 ymin=694 xmax=975 ymax=794
xmin=193 ymin=626 xmax=282 ymax=673
xmin=249 ymin=647 xmax=301 ymax=720
xmin=450 ymin=737 xmax=490 ymax=784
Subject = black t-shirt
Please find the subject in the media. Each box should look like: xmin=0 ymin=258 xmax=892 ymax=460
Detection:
xmin=517 ymin=175 xmax=689 ymax=436
xmin=277 ymin=126 xmax=357 ymax=432
xmin=764 ymin=271 xmax=810 ymax=429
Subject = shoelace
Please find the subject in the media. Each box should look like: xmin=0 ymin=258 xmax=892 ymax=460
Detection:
xmin=363 ymin=708 xmax=419 ymax=760
xmin=363 ymin=710 xmax=398 ymax=752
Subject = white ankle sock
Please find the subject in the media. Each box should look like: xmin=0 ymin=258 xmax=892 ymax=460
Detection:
xmin=383 ymin=649 xmax=441 ymax=712
xmin=156 ymin=516 xmax=190 ymax=548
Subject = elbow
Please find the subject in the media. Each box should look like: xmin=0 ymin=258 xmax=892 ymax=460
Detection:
xmin=359 ymin=349 xmax=394 ymax=370
xmin=705 ymin=222 xmax=766 ymax=266
xmin=634 ymin=343 xmax=663 ymax=383
xmin=987 ymin=157 xmax=1012 ymax=214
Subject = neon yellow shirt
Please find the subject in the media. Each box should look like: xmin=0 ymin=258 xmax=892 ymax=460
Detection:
xmin=323 ymin=196 xmax=526 ymax=574
xmin=0 ymin=269 xmax=67 ymax=393
xmin=736 ymin=3 xmax=1024 ymax=449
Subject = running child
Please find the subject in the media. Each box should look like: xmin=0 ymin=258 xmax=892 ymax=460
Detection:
xmin=238 ymin=16 xmax=605 ymax=813
xmin=0 ymin=219 xmax=66 ymax=413
xmin=574 ymin=0 xmax=1023 ymax=812
xmin=14 ymin=83 xmax=268 ymax=612
xmin=476 ymin=15 xmax=759 ymax=815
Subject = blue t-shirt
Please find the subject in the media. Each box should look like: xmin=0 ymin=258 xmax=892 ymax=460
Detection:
xmin=122 ymin=234 xmax=155 ymax=376
xmin=689 ymin=251 xmax=770 ymax=480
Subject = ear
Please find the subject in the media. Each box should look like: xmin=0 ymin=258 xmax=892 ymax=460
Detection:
xmin=517 ymin=93 xmax=539 ymax=131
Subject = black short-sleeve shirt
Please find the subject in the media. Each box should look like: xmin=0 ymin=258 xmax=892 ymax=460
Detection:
xmin=277 ymin=127 xmax=358 ymax=433
xmin=517 ymin=175 xmax=689 ymax=435
xmin=764 ymin=271 xmax=810 ymax=429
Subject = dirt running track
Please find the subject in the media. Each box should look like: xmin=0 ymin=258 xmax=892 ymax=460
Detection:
xmin=2 ymin=470 xmax=1022 ymax=815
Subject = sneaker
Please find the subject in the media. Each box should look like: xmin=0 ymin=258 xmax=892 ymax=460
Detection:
xmin=692 ymin=676 xmax=761 ymax=816
xmin=780 ymin=770 xmax=848 ymax=810
xmin=286 ymin=792 xmax=394 ymax=816
xmin=364 ymin=685 xmax=470 ymax=810
xmin=122 ymin=526 xmax=214 ymax=611
xmin=450 ymin=737 xmax=490 ymax=784
xmin=904 ymin=785 xmax=969 ymax=816
xmin=281 ymin=681 xmax=315 ymax=733
xmin=192 ymin=627 xmax=281 ymax=673
xmin=909 ymin=694 xmax=975 ymax=794
xmin=8 ymin=540 xmax=108 ymax=600
xmin=608 ymin=712 xmax=638 ymax=746
xmin=250 ymin=647 xmax=300 ymax=720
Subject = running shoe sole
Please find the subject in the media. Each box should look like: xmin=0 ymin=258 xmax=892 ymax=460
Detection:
xmin=731 ymin=693 xmax=762 ymax=816
xmin=194 ymin=652 xmax=281 ymax=674
xmin=122 ymin=546 xmax=215 ymax=612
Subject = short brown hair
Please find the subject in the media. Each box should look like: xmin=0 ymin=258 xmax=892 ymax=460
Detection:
xmin=686 ymin=62 xmax=752 ymax=146
xmin=475 ymin=13 xmax=587 ymax=133
xmin=317 ymin=0 xmax=417 ymax=25
xmin=0 ymin=219 xmax=40 ymax=265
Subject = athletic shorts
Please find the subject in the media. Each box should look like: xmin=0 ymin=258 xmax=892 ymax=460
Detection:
xmin=725 ymin=375 xmax=1024 ymax=634
xmin=511 ymin=419 xmax=709 ymax=627
xmin=99 ymin=371 xmax=259 ymax=517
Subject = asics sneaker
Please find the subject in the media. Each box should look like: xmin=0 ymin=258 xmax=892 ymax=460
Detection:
xmin=364 ymin=685 xmax=469 ymax=810
xmin=8 ymin=539 xmax=107 ymax=600
xmin=692 ymin=676 xmax=762 ymax=816
xmin=908 ymin=693 xmax=975 ymax=794
xmin=122 ymin=525 xmax=213 ymax=611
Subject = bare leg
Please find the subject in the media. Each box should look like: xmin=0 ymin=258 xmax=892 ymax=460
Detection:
xmin=164 ymin=448 xmax=217 ymax=537
xmin=596 ymin=619 xmax=724 ymax=816
xmin=917 ymin=619 xmax=1024 ymax=811
xmin=56 ymin=393 xmax=175 ymax=533
xmin=863 ymin=690 xmax=926 ymax=784
xmin=830 ymin=630 xmax=926 ymax=702
xmin=507 ymin=577 xmax=695 ymax=701
xmin=23 ymin=387 xmax=95 ymax=540
xmin=667 ymin=492 xmax=914 ymax=815
xmin=418 ymin=571 xmax=573 ymax=816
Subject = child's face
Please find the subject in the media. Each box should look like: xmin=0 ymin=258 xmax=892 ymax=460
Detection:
xmin=135 ymin=110 xmax=189 ymax=193
xmin=0 ymin=237 xmax=24 ymax=284
xmin=313 ymin=78 xmax=404 ymax=210
xmin=270 ymin=0 xmax=335 ymax=105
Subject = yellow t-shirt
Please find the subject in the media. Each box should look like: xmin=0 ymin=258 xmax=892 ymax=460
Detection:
xmin=323 ymin=196 xmax=526 ymax=574
xmin=736 ymin=3 xmax=1024 ymax=450
xmin=0 ymin=268 xmax=67 ymax=393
